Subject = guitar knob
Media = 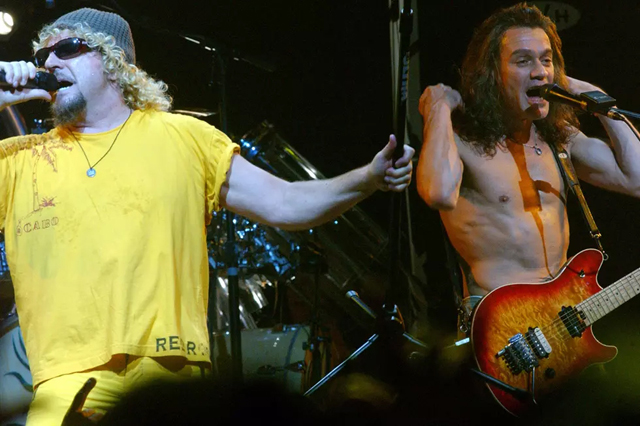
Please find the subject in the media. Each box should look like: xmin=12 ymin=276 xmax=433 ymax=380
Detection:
xmin=545 ymin=368 xmax=556 ymax=379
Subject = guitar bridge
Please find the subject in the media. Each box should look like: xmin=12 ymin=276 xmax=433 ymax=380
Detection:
xmin=496 ymin=333 xmax=538 ymax=375
xmin=496 ymin=326 xmax=552 ymax=375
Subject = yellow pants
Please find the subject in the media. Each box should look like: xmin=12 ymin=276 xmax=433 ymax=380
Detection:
xmin=25 ymin=355 xmax=208 ymax=426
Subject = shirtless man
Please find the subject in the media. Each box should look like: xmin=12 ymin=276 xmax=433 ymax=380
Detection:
xmin=417 ymin=4 xmax=640 ymax=313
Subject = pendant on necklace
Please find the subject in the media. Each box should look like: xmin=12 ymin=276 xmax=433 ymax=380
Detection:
xmin=87 ymin=168 xmax=97 ymax=178
xmin=534 ymin=147 xmax=543 ymax=155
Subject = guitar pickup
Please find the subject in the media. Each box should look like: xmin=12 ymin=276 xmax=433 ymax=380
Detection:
xmin=525 ymin=327 xmax=552 ymax=359
xmin=559 ymin=305 xmax=587 ymax=338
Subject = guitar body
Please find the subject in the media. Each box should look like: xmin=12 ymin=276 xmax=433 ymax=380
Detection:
xmin=471 ymin=249 xmax=618 ymax=417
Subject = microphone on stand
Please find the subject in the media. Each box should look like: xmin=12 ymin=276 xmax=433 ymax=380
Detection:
xmin=527 ymin=83 xmax=617 ymax=115
xmin=0 ymin=70 xmax=60 ymax=92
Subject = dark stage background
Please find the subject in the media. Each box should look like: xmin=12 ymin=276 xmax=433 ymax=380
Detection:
xmin=1 ymin=0 xmax=640 ymax=423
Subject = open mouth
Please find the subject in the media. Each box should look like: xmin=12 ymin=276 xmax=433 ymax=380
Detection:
xmin=57 ymin=80 xmax=73 ymax=92
xmin=526 ymin=86 xmax=546 ymax=104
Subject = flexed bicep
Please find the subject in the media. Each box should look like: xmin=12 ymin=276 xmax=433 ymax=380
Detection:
xmin=570 ymin=131 xmax=638 ymax=195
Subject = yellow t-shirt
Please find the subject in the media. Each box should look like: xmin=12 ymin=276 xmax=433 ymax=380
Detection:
xmin=0 ymin=109 xmax=239 ymax=386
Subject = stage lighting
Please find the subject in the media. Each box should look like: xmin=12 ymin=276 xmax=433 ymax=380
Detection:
xmin=0 ymin=11 xmax=14 ymax=35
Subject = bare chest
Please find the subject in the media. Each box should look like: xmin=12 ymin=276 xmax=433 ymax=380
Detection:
xmin=460 ymin=143 xmax=566 ymax=210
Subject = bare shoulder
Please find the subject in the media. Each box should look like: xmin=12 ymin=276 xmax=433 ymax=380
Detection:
xmin=564 ymin=126 xmax=588 ymax=155
xmin=452 ymin=130 xmax=491 ymax=166
xmin=565 ymin=126 xmax=611 ymax=164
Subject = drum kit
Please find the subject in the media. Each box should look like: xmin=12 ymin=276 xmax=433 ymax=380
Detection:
xmin=0 ymin=115 xmax=393 ymax=421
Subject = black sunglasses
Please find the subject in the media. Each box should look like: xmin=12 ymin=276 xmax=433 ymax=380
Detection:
xmin=34 ymin=37 xmax=91 ymax=67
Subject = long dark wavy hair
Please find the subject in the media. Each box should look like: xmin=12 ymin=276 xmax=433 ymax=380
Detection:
xmin=453 ymin=3 xmax=579 ymax=156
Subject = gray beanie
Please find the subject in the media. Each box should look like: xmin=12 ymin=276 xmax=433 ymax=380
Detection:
xmin=53 ymin=8 xmax=135 ymax=64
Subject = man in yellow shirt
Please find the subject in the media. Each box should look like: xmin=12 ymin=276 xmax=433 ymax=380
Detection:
xmin=0 ymin=8 xmax=414 ymax=425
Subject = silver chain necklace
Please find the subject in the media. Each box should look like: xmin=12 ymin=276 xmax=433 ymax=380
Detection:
xmin=523 ymin=139 xmax=543 ymax=155
xmin=72 ymin=110 xmax=132 ymax=178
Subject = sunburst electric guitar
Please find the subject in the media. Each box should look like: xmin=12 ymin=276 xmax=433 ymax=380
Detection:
xmin=471 ymin=249 xmax=640 ymax=416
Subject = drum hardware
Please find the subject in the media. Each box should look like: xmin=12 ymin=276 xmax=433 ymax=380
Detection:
xmin=237 ymin=121 xmax=420 ymax=396
xmin=208 ymin=211 xmax=296 ymax=332
xmin=212 ymin=325 xmax=312 ymax=393
xmin=256 ymin=361 xmax=305 ymax=375
xmin=304 ymin=291 xmax=428 ymax=399
xmin=298 ymin=241 xmax=332 ymax=389
xmin=172 ymin=108 xmax=217 ymax=119
xmin=206 ymin=31 xmax=244 ymax=382
xmin=30 ymin=118 xmax=54 ymax=135
xmin=208 ymin=211 xmax=295 ymax=280
xmin=238 ymin=121 xmax=390 ymax=333
xmin=190 ymin=26 xmax=278 ymax=380
xmin=208 ymin=215 xmax=336 ymax=391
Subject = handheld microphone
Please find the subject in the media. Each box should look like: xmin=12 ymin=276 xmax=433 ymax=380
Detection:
xmin=527 ymin=84 xmax=616 ymax=115
xmin=0 ymin=70 xmax=60 ymax=92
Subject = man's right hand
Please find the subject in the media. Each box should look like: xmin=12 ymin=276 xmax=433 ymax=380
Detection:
xmin=0 ymin=61 xmax=52 ymax=109
xmin=419 ymin=83 xmax=462 ymax=119
xmin=61 ymin=378 xmax=103 ymax=425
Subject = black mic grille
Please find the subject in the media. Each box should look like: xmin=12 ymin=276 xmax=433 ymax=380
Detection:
xmin=34 ymin=72 xmax=60 ymax=91
xmin=0 ymin=70 xmax=60 ymax=91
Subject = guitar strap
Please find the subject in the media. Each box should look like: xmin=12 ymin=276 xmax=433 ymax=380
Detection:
xmin=548 ymin=142 xmax=607 ymax=258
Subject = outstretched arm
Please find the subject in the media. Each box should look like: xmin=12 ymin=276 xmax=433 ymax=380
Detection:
xmin=417 ymin=84 xmax=464 ymax=210
xmin=220 ymin=135 xmax=414 ymax=231
xmin=568 ymin=77 xmax=640 ymax=198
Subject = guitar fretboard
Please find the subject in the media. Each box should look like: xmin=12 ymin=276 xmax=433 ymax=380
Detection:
xmin=577 ymin=268 xmax=640 ymax=325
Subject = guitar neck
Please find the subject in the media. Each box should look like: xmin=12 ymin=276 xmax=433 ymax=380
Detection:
xmin=577 ymin=267 xmax=640 ymax=325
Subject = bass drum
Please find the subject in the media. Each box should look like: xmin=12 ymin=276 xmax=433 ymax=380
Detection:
xmin=0 ymin=313 xmax=32 ymax=426
xmin=212 ymin=325 xmax=311 ymax=393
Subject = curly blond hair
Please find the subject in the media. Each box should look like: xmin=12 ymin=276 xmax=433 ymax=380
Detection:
xmin=33 ymin=22 xmax=172 ymax=111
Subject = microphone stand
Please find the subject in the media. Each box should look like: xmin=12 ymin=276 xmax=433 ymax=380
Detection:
xmin=304 ymin=0 xmax=429 ymax=399
xmin=385 ymin=0 xmax=413 ymax=332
